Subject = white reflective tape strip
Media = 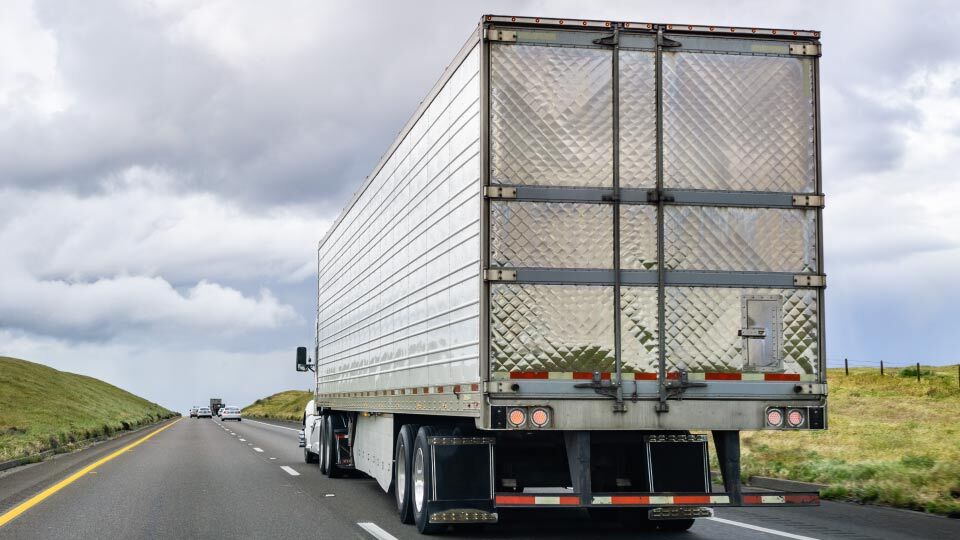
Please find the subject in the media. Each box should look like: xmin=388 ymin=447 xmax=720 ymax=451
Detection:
xmin=548 ymin=372 xmax=572 ymax=380
xmin=357 ymin=522 xmax=399 ymax=540
xmin=707 ymin=517 xmax=821 ymax=540
xmin=280 ymin=466 xmax=300 ymax=476
xmin=534 ymin=496 xmax=560 ymax=505
xmin=492 ymin=371 xmax=510 ymax=380
xmin=761 ymin=495 xmax=786 ymax=504
xmin=710 ymin=495 xmax=730 ymax=504
xmin=592 ymin=496 xmax=612 ymax=505
xmin=741 ymin=373 xmax=765 ymax=381
xmin=687 ymin=372 xmax=706 ymax=381
xmin=647 ymin=496 xmax=673 ymax=504
xmin=799 ymin=374 xmax=816 ymax=381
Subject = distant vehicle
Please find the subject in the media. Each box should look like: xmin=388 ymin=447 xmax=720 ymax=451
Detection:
xmin=220 ymin=407 xmax=241 ymax=421
xmin=189 ymin=406 xmax=198 ymax=418
xmin=197 ymin=407 xmax=212 ymax=418
xmin=294 ymin=14 xmax=827 ymax=534
xmin=209 ymin=398 xmax=223 ymax=416
xmin=217 ymin=408 xmax=224 ymax=417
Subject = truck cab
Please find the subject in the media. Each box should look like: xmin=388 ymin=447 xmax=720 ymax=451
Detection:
xmin=300 ymin=399 xmax=320 ymax=464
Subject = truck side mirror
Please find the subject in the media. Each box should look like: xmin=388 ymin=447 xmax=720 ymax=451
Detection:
xmin=296 ymin=346 xmax=308 ymax=372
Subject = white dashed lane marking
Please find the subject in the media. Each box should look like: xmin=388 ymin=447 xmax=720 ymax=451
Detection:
xmin=280 ymin=466 xmax=300 ymax=476
xmin=253 ymin=447 xmax=263 ymax=452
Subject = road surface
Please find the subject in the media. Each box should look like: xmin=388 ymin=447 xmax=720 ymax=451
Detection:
xmin=1 ymin=417 xmax=956 ymax=539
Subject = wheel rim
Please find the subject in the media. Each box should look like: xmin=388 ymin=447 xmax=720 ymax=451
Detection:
xmin=395 ymin=442 xmax=406 ymax=507
xmin=413 ymin=447 xmax=425 ymax=513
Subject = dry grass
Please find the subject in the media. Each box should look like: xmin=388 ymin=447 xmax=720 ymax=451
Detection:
xmin=740 ymin=366 xmax=960 ymax=516
xmin=241 ymin=390 xmax=312 ymax=422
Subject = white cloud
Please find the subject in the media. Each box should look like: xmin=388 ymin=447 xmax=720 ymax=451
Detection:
xmin=0 ymin=168 xmax=329 ymax=338
xmin=0 ymin=0 xmax=71 ymax=117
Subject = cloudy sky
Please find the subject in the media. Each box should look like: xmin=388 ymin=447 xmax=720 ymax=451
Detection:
xmin=2 ymin=0 xmax=958 ymax=413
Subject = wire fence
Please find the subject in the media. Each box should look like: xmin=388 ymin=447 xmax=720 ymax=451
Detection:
xmin=827 ymin=358 xmax=960 ymax=386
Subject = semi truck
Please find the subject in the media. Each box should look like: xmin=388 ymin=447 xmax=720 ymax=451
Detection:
xmin=297 ymin=14 xmax=826 ymax=534
xmin=209 ymin=398 xmax=223 ymax=416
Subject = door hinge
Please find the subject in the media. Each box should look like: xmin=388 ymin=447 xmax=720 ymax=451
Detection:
xmin=789 ymin=43 xmax=820 ymax=56
xmin=486 ymin=29 xmax=517 ymax=42
xmin=793 ymin=274 xmax=826 ymax=288
xmin=484 ymin=186 xmax=517 ymax=199
xmin=485 ymin=268 xmax=517 ymax=282
xmin=792 ymin=194 xmax=825 ymax=208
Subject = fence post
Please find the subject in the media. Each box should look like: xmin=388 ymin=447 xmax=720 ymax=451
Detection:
xmin=845 ymin=358 xmax=848 ymax=376
xmin=916 ymin=362 xmax=920 ymax=382
xmin=880 ymin=360 xmax=884 ymax=376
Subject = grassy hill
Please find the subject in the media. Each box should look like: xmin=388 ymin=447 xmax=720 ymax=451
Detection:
xmin=739 ymin=365 xmax=960 ymax=516
xmin=0 ymin=356 xmax=177 ymax=463
xmin=242 ymin=390 xmax=312 ymax=422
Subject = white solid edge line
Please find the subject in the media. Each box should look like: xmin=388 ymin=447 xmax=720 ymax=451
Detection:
xmin=253 ymin=447 xmax=263 ymax=452
xmin=243 ymin=418 xmax=301 ymax=432
xmin=280 ymin=466 xmax=300 ymax=476
xmin=357 ymin=522 xmax=398 ymax=540
xmin=707 ymin=517 xmax=821 ymax=540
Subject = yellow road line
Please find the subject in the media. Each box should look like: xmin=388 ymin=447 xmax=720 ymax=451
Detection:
xmin=0 ymin=418 xmax=181 ymax=528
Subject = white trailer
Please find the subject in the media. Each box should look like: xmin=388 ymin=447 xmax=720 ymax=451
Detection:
xmin=297 ymin=14 xmax=826 ymax=534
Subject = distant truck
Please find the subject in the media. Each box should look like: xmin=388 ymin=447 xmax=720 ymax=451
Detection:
xmin=297 ymin=14 xmax=827 ymax=534
xmin=209 ymin=398 xmax=223 ymax=416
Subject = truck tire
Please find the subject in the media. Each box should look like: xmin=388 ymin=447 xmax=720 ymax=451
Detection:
xmin=394 ymin=424 xmax=419 ymax=524
xmin=412 ymin=426 xmax=443 ymax=534
xmin=318 ymin=416 xmax=329 ymax=474
xmin=323 ymin=415 xmax=343 ymax=478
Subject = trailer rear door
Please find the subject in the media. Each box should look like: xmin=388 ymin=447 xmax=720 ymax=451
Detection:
xmin=482 ymin=24 xmax=824 ymax=401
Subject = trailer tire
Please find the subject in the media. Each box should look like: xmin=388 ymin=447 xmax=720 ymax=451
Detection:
xmin=412 ymin=426 xmax=443 ymax=534
xmin=394 ymin=424 xmax=419 ymax=524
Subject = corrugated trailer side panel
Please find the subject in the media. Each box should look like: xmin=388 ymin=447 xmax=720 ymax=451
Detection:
xmin=316 ymin=44 xmax=482 ymax=396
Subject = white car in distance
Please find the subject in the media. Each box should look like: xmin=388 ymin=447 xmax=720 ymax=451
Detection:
xmin=220 ymin=407 xmax=241 ymax=421
xmin=196 ymin=407 xmax=212 ymax=418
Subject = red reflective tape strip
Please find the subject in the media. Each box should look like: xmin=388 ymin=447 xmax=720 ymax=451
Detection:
xmin=611 ymin=495 xmax=648 ymax=504
xmin=496 ymin=495 xmax=534 ymax=505
xmin=633 ymin=373 xmax=657 ymax=380
xmin=510 ymin=372 xmax=549 ymax=379
xmin=558 ymin=496 xmax=580 ymax=505
xmin=765 ymin=373 xmax=801 ymax=381
xmin=666 ymin=371 xmax=680 ymax=380
xmin=470 ymin=384 xmax=479 ymax=391
xmin=572 ymin=372 xmax=611 ymax=380
xmin=672 ymin=495 xmax=712 ymax=504
xmin=705 ymin=372 xmax=742 ymax=381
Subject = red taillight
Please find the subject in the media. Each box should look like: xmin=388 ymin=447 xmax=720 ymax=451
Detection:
xmin=766 ymin=408 xmax=784 ymax=427
xmin=507 ymin=408 xmax=526 ymax=427
xmin=530 ymin=408 xmax=550 ymax=427
xmin=787 ymin=409 xmax=804 ymax=427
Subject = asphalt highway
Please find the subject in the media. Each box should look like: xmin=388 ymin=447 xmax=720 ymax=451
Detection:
xmin=1 ymin=417 xmax=957 ymax=539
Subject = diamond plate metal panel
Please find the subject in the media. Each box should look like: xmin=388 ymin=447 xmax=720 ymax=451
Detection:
xmin=620 ymin=205 xmax=658 ymax=270
xmin=491 ymin=284 xmax=615 ymax=373
xmin=665 ymin=287 xmax=818 ymax=375
xmin=490 ymin=44 xmax=613 ymax=187
xmin=664 ymin=207 xmax=817 ymax=272
xmin=662 ymin=52 xmax=816 ymax=192
xmin=619 ymin=50 xmax=657 ymax=188
xmin=491 ymin=201 xmax=612 ymax=268
xmin=621 ymin=287 xmax=659 ymax=373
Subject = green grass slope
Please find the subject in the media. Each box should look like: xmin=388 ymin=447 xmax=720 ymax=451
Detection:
xmin=0 ymin=356 xmax=177 ymax=462
xmin=242 ymin=390 xmax=312 ymax=422
xmin=740 ymin=366 xmax=960 ymax=516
